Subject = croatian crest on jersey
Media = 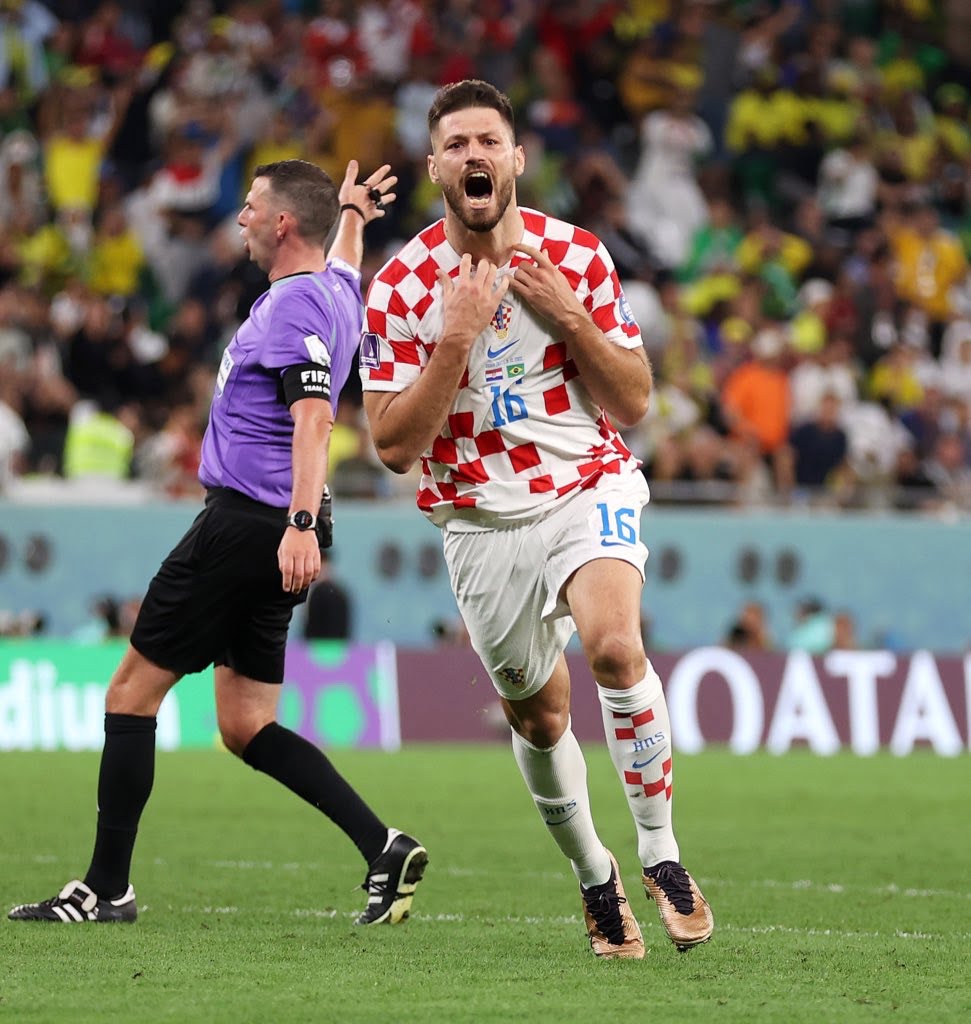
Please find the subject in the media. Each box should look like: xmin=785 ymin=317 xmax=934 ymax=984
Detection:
xmin=490 ymin=301 xmax=513 ymax=340
xmin=497 ymin=666 xmax=527 ymax=689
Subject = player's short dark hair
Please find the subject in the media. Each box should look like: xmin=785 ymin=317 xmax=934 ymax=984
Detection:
xmin=253 ymin=159 xmax=338 ymax=245
xmin=427 ymin=79 xmax=515 ymax=138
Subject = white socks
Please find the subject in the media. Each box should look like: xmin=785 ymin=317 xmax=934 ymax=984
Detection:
xmin=511 ymin=724 xmax=613 ymax=888
xmin=597 ymin=664 xmax=680 ymax=868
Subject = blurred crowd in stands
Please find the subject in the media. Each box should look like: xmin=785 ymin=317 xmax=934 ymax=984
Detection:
xmin=1 ymin=0 xmax=971 ymax=515
xmin=722 ymin=594 xmax=858 ymax=652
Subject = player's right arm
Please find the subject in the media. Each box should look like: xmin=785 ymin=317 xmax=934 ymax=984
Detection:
xmin=364 ymin=254 xmax=508 ymax=473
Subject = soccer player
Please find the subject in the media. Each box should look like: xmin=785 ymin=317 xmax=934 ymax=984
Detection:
xmin=9 ymin=159 xmax=427 ymax=927
xmin=360 ymin=81 xmax=712 ymax=959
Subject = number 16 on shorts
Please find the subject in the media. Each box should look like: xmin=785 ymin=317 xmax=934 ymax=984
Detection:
xmin=596 ymin=502 xmax=639 ymax=548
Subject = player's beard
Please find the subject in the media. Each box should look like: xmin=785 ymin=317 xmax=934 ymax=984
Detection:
xmin=440 ymin=174 xmax=515 ymax=233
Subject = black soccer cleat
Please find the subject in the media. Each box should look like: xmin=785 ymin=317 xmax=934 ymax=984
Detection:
xmin=8 ymin=879 xmax=137 ymax=923
xmin=355 ymin=829 xmax=428 ymax=925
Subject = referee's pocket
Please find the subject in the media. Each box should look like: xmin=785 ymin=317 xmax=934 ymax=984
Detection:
xmin=188 ymin=504 xmax=224 ymax=564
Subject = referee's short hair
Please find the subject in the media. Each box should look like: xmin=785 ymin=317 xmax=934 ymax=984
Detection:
xmin=427 ymin=79 xmax=515 ymax=139
xmin=253 ymin=159 xmax=339 ymax=246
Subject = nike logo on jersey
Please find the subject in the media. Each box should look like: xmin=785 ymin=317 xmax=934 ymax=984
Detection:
xmin=600 ymin=539 xmax=631 ymax=548
xmin=631 ymin=751 xmax=664 ymax=770
xmin=486 ymin=339 xmax=519 ymax=359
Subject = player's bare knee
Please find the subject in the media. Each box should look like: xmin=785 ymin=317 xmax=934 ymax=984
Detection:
xmin=104 ymin=652 xmax=176 ymax=716
xmin=219 ymin=730 xmax=249 ymax=758
xmin=218 ymin=718 xmax=263 ymax=758
xmin=104 ymin=673 xmax=132 ymax=712
xmin=512 ymin=706 xmax=569 ymax=748
xmin=586 ymin=633 xmax=646 ymax=688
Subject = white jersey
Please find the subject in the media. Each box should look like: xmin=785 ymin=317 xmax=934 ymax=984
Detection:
xmin=360 ymin=207 xmax=645 ymax=525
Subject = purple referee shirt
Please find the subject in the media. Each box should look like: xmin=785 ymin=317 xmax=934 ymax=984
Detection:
xmin=199 ymin=258 xmax=362 ymax=507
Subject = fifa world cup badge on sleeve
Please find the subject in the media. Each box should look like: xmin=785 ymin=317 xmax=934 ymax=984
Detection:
xmin=360 ymin=332 xmax=381 ymax=369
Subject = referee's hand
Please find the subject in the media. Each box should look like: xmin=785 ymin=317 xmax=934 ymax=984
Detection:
xmin=278 ymin=530 xmax=321 ymax=593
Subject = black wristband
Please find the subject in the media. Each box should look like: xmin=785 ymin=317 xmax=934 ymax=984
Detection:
xmin=340 ymin=203 xmax=366 ymax=220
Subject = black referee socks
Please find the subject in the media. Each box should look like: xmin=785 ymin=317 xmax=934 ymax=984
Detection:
xmin=84 ymin=712 xmax=157 ymax=899
xmin=242 ymin=722 xmax=388 ymax=865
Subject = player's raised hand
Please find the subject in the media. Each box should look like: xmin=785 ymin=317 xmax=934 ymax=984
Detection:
xmin=436 ymin=253 xmax=510 ymax=353
xmin=340 ymin=159 xmax=397 ymax=223
xmin=509 ymin=242 xmax=587 ymax=327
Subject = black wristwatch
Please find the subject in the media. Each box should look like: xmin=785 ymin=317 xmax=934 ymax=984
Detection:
xmin=287 ymin=509 xmax=317 ymax=531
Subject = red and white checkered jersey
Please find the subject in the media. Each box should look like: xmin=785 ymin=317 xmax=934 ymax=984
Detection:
xmin=360 ymin=207 xmax=645 ymax=524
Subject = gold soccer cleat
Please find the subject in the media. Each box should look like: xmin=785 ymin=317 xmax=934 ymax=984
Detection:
xmin=642 ymin=861 xmax=714 ymax=951
xmin=580 ymin=851 xmax=646 ymax=960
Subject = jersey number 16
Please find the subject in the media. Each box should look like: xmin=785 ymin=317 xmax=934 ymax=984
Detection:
xmin=489 ymin=385 xmax=528 ymax=427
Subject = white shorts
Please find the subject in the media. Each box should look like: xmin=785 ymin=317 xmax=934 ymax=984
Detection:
xmin=441 ymin=472 xmax=651 ymax=700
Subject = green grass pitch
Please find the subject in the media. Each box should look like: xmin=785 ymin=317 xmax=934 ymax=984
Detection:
xmin=1 ymin=746 xmax=968 ymax=1023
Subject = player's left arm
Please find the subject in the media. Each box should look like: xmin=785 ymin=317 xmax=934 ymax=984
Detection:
xmin=508 ymin=242 xmax=652 ymax=426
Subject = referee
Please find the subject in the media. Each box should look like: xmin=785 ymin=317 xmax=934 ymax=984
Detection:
xmin=9 ymin=159 xmax=428 ymax=928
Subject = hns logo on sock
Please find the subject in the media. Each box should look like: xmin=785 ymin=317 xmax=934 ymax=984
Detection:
xmin=631 ymin=730 xmax=666 ymax=754
xmin=630 ymin=733 xmax=667 ymax=757
xmin=541 ymin=800 xmax=578 ymax=827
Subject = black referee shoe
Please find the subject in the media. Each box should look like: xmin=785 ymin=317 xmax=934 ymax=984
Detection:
xmin=8 ymin=879 xmax=137 ymax=923
xmin=355 ymin=829 xmax=428 ymax=925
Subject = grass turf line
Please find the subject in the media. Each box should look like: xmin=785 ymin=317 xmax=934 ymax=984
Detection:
xmin=0 ymin=746 xmax=968 ymax=1023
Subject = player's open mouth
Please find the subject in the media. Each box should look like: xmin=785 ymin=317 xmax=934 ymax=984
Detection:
xmin=464 ymin=171 xmax=493 ymax=208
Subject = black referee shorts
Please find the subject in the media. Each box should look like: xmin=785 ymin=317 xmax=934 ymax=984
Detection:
xmin=130 ymin=488 xmax=306 ymax=683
